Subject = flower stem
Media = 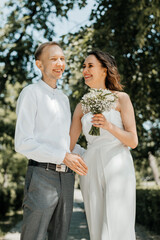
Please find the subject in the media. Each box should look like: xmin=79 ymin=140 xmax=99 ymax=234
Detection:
xmin=89 ymin=125 xmax=100 ymax=136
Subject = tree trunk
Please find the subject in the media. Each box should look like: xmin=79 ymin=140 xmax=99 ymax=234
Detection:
xmin=148 ymin=152 xmax=160 ymax=186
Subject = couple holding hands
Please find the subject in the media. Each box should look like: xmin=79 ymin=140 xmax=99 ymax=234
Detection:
xmin=15 ymin=42 xmax=138 ymax=240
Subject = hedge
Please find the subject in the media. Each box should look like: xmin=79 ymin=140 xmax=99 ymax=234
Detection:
xmin=136 ymin=187 xmax=160 ymax=234
xmin=0 ymin=186 xmax=24 ymax=217
xmin=0 ymin=187 xmax=11 ymax=217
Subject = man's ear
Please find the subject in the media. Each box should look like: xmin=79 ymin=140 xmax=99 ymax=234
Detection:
xmin=36 ymin=60 xmax=43 ymax=70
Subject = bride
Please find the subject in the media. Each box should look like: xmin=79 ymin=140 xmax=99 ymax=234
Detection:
xmin=70 ymin=50 xmax=138 ymax=240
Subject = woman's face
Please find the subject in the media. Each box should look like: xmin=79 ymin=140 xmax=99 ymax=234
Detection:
xmin=82 ymin=54 xmax=107 ymax=89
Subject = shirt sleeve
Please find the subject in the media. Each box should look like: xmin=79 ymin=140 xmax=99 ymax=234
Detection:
xmin=14 ymin=87 xmax=66 ymax=164
xmin=72 ymin=144 xmax=86 ymax=157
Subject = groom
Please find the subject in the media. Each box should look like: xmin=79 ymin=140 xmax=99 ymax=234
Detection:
xmin=14 ymin=41 xmax=88 ymax=240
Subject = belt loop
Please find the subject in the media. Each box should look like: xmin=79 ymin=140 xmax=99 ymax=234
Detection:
xmin=65 ymin=166 xmax=68 ymax=172
xmin=46 ymin=163 xmax=49 ymax=171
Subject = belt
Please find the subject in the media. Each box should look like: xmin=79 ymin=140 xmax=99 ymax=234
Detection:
xmin=28 ymin=159 xmax=73 ymax=173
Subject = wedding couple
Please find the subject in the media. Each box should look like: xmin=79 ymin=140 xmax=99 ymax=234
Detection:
xmin=14 ymin=42 xmax=138 ymax=240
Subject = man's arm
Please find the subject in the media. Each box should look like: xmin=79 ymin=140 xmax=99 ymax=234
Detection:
xmin=15 ymin=87 xmax=66 ymax=164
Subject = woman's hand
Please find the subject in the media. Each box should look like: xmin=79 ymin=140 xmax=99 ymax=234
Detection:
xmin=91 ymin=113 xmax=112 ymax=131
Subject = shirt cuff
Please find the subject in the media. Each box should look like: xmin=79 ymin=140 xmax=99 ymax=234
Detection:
xmin=72 ymin=144 xmax=86 ymax=157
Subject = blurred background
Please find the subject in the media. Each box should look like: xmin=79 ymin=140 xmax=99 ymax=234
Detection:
xmin=0 ymin=0 xmax=160 ymax=238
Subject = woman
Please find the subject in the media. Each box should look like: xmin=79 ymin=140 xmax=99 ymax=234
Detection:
xmin=70 ymin=50 xmax=138 ymax=240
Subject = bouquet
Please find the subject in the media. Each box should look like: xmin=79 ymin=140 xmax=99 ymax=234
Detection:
xmin=81 ymin=88 xmax=117 ymax=136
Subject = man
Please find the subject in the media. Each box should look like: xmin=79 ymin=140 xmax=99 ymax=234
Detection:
xmin=15 ymin=42 xmax=88 ymax=240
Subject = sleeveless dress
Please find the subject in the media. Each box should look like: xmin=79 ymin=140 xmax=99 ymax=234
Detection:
xmin=80 ymin=109 xmax=136 ymax=240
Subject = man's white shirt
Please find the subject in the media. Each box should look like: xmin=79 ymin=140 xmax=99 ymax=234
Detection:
xmin=15 ymin=79 xmax=71 ymax=164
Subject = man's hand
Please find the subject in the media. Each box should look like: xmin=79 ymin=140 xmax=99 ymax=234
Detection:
xmin=63 ymin=152 xmax=88 ymax=176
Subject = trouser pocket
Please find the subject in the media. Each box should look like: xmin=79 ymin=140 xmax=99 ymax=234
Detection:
xmin=22 ymin=166 xmax=34 ymax=208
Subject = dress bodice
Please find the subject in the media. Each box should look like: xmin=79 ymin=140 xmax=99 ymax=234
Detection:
xmin=81 ymin=109 xmax=124 ymax=147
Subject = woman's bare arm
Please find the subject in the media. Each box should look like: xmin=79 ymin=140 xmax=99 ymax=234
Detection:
xmin=70 ymin=103 xmax=84 ymax=151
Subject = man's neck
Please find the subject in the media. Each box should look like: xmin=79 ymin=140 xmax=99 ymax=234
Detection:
xmin=42 ymin=78 xmax=57 ymax=89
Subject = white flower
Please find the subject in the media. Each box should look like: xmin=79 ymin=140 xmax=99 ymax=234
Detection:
xmin=81 ymin=88 xmax=117 ymax=114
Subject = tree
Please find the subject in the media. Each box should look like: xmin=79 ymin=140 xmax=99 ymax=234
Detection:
xmin=63 ymin=0 xmax=160 ymax=170
xmin=0 ymin=0 xmax=87 ymax=93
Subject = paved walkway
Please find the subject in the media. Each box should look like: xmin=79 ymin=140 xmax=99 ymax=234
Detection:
xmin=2 ymin=189 xmax=160 ymax=240
xmin=2 ymin=189 xmax=89 ymax=240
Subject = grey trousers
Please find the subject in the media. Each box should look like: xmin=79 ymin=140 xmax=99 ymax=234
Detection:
xmin=20 ymin=166 xmax=75 ymax=240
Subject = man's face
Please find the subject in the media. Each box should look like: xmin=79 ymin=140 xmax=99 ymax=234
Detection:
xmin=36 ymin=45 xmax=66 ymax=81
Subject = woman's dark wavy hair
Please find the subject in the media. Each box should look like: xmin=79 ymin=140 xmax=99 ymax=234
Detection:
xmin=88 ymin=50 xmax=123 ymax=91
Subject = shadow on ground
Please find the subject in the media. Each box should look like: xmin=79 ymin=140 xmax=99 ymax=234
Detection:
xmin=68 ymin=202 xmax=89 ymax=240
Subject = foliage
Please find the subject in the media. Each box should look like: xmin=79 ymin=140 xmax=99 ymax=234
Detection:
xmin=63 ymin=0 xmax=160 ymax=165
xmin=0 ymin=211 xmax=22 ymax=237
xmin=62 ymin=26 xmax=94 ymax=112
xmin=0 ymin=0 xmax=87 ymax=93
xmin=0 ymin=81 xmax=27 ymax=215
xmin=136 ymin=187 xmax=160 ymax=234
xmin=0 ymin=188 xmax=11 ymax=217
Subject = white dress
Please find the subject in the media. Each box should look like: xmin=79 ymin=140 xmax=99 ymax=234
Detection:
xmin=80 ymin=109 xmax=136 ymax=240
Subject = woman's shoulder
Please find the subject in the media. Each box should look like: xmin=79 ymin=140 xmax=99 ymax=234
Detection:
xmin=73 ymin=103 xmax=84 ymax=119
xmin=113 ymin=91 xmax=131 ymax=112
xmin=75 ymin=102 xmax=83 ymax=111
xmin=115 ymin=91 xmax=130 ymax=102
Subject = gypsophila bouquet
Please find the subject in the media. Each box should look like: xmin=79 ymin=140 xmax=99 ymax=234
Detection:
xmin=81 ymin=88 xmax=117 ymax=136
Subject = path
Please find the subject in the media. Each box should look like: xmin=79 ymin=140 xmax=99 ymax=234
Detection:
xmin=2 ymin=189 xmax=160 ymax=240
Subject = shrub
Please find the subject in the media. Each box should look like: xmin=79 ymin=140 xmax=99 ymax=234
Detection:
xmin=0 ymin=188 xmax=11 ymax=217
xmin=12 ymin=185 xmax=24 ymax=210
xmin=136 ymin=187 xmax=160 ymax=234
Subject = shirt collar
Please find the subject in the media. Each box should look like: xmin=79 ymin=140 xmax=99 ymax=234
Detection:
xmin=39 ymin=79 xmax=59 ymax=94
